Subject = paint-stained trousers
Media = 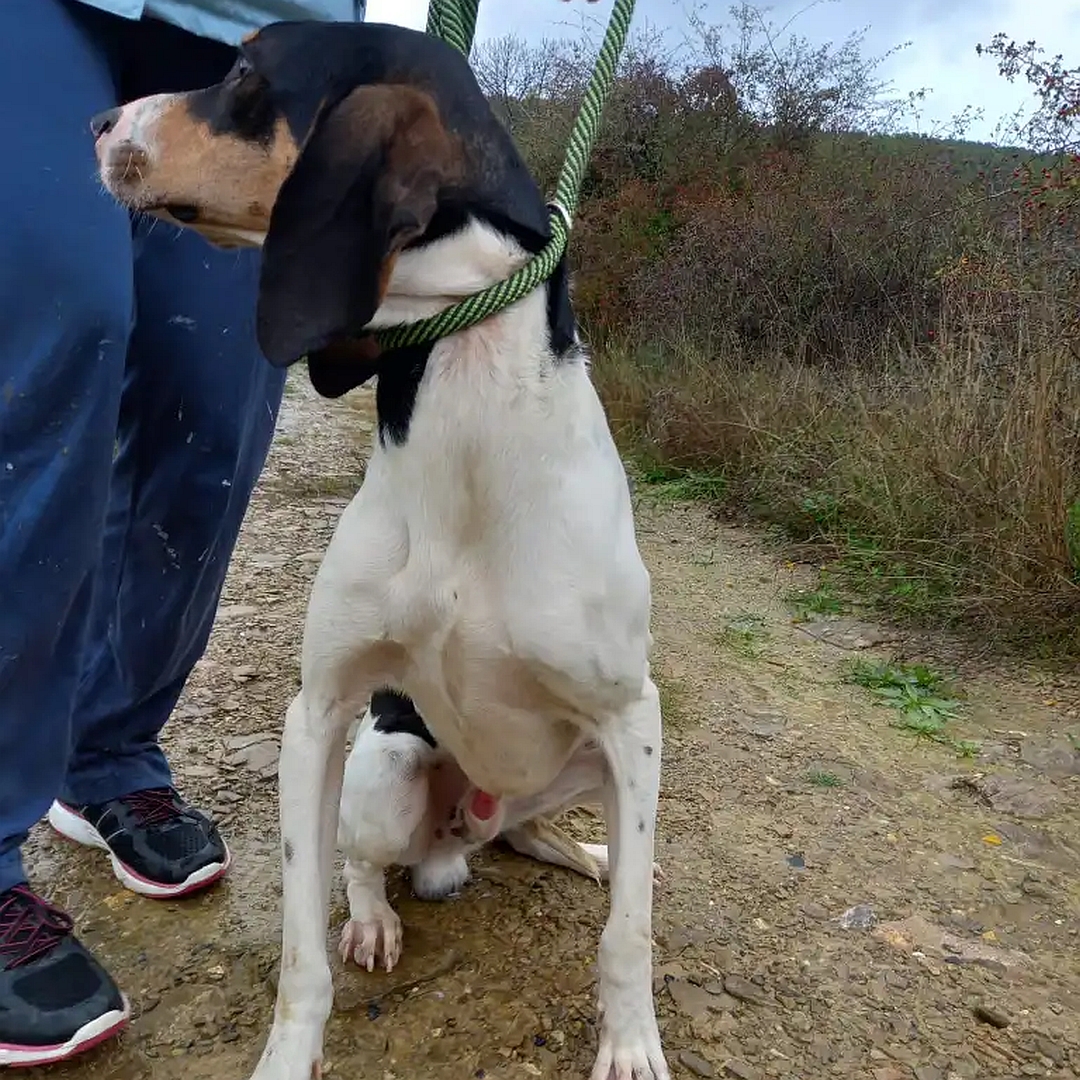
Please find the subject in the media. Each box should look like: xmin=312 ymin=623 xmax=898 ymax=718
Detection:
xmin=0 ymin=0 xmax=285 ymax=892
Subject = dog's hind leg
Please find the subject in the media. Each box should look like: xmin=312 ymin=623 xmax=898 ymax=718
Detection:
xmin=498 ymin=741 xmax=607 ymax=881
xmin=589 ymin=676 xmax=669 ymax=1080
xmin=498 ymin=740 xmax=664 ymax=886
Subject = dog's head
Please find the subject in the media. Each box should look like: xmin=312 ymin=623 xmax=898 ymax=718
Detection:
xmin=93 ymin=21 xmax=574 ymax=382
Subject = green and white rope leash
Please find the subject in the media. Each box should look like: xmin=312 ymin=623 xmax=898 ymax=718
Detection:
xmin=372 ymin=0 xmax=636 ymax=351
xmin=424 ymin=0 xmax=479 ymax=57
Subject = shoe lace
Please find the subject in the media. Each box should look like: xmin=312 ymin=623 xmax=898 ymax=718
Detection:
xmin=0 ymin=886 xmax=74 ymax=969
xmin=120 ymin=787 xmax=184 ymax=827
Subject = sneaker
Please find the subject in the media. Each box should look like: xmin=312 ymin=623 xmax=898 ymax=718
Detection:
xmin=0 ymin=885 xmax=128 ymax=1067
xmin=47 ymin=788 xmax=230 ymax=900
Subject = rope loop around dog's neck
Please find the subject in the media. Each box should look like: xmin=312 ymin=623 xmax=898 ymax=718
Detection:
xmin=372 ymin=0 xmax=636 ymax=351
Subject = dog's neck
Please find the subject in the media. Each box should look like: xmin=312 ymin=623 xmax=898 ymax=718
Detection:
xmin=368 ymin=218 xmax=536 ymax=328
xmin=363 ymin=217 xmax=581 ymax=449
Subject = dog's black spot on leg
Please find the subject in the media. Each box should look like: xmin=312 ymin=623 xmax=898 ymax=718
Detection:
xmin=284 ymin=839 xmax=295 ymax=863
xmin=637 ymin=819 xmax=646 ymax=833
xmin=644 ymin=744 xmax=654 ymax=756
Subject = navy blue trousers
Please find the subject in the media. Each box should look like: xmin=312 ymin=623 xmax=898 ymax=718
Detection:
xmin=0 ymin=0 xmax=285 ymax=893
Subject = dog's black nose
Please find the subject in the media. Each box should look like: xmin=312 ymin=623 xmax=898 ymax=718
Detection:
xmin=90 ymin=107 xmax=121 ymax=138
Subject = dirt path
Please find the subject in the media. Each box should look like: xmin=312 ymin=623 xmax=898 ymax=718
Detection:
xmin=26 ymin=373 xmax=1080 ymax=1080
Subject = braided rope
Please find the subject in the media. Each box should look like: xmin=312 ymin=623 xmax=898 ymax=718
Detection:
xmin=374 ymin=0 xmax=635 ymax=351
xmin=424 ymin=0 xmax=478 ymax=57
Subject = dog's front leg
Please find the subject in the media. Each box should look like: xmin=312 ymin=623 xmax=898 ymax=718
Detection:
xmin=591 ymin=676 xmax=669 ymax=1080
xmin=249 ymin=689 xmax=352 ymax=1080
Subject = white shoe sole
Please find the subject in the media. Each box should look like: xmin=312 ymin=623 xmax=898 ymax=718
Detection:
xmin=47 ymin=800 xmax=230 ymax=900
xmin=0 ymin=1001 xmax=129 ymax=1067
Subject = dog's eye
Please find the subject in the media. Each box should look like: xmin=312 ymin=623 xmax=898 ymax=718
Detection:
xmin=227 ymin=56 xmax=254 ymax=83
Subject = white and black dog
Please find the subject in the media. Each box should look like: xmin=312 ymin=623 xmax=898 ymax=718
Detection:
xmin=93 ymin=13 xmax=668 ymax=1080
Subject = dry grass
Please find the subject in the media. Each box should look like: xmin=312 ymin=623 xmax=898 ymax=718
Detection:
xmin=595 ymin=326 xmax=1080 ymax=654
xmin=483 ymin=24 xmax=1080 ymax=655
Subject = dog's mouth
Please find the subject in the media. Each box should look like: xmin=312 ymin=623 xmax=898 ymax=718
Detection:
xmin=162 ymin=203 xmax=200 ymax=223
xmin=128 ymin=201 xmax=264 ymax=248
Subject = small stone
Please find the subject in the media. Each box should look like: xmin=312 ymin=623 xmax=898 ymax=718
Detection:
xmin=667 ymin=980 xmax=717 ymax=1022
xmin=736 ymin=714 xmax=786 ymax=739
xmin=233 ymin=664 xmax=258 ymax=680
xmin=661 ymin=928 xmax=707 ymax=951
xmin=215 ymin=603 xmax=258 ymax=620
xmin=872 ymin=1070 xmax=906 ymax=1080
xmin=714 ymin=1013 xmax=738 ymax=1035
xmin=1019 ymin=735 xmax=1080 ymax=777
xmin=836 ymin=904 xmax=877 ymax=930
xmin=705 ymin=990 xmax=740 ymax=1012
xmin=652 ymin=961 xmax=687 ymax=992
xmin=679 ymin=1050 xmax=716 ymax=1078
xmin=948 ymin=1058 xmax=979 ymax=1079
xmin=1020 ymin=875 xmax=1052 ymax=898
xmin=801 ymin=902 xmax=829 ymax=920
xmin=977 ymin=774 xmax=1058 ymax=820
xmin=972 ymin=1002 xmax=1011 ymax=1028
xmin=722 ymin=974 xmax=771 ymax=1007
xmin=796 ymin=618 xmax=899 ymax=650
xmin=808 ymin=1036 xmax=835 ymax=1063
xmin=935 ymin=853 xmax=976 ymax=872
xmin=1031 ymin=1034 xmax=1063 ymax=1064
xmin=914 ymin=1067 xmax=944 ymax=1080
xmin=873 ymin=915 xmax=1029 ymax=970
xmin=216 ymin=789 xmax=243 ymax=804
xmin=224 ymin=732 xmax=276 ymax=751
xmin=182 ymin=764 xmax=218 ymax=779
xmin=225 ymin=739 xmax=280 ymax=775
xmin=724 ymin=1060 xmax=758 ymax=1080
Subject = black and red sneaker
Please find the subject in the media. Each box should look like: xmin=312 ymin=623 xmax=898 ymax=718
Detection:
xmin=47 ymin=788 xmax=230 ymax=900
xmin=0 ymin=885 xmax=128 ymax=1067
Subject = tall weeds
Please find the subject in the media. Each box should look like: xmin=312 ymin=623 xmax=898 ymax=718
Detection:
xmin=476 ymin=16 xmax=1080 ymax=652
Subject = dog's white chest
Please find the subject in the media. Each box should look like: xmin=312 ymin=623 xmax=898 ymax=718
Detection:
xmin=327 ymin=354 xmax=650 ymax=798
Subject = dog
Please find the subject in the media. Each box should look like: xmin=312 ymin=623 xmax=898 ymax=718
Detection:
xmin=92 ymin=16 xmax=668 ymax=1080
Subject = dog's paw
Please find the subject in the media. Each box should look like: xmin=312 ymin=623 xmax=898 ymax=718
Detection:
xmin=338 ymin=903 xmax=402 ymax=973
xmin=591 ymin=984 xmax=669 ymax=1080
xmin=411 ymin=851 xmax=470 ymax=900
xmin=590 ymin=1025 xmax=670 ymax=1080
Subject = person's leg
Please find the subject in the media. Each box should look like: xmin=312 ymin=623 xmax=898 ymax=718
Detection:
xmin=48 ymin=15 xmax=286 ymax=898
xmin=0 ymin=0 xmax=132 ymax=1064
xmin=0 ymin=0 xmax=132 ymax=898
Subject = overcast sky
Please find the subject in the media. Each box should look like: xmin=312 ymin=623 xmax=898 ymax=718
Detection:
xmin=366 ymin=0 xmax=1080 ymax=142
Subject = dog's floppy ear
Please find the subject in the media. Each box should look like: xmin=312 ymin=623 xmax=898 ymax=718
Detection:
xmin=257 ymin=84 xmax=459 ymax=367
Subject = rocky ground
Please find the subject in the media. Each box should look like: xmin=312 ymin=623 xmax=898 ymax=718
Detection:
xmin=25 ymin=372 xmax=1080 ymax=1080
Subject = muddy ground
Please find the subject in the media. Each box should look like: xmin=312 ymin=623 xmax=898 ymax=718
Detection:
xmin=25 ymin=373 xmax=1080 ymax=1080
